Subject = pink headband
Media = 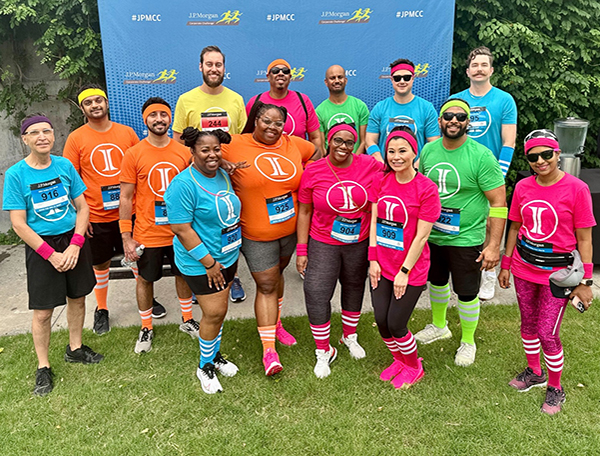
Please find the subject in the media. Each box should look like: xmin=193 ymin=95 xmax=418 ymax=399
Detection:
xmin=524 ymin=138 xmax=560 ymax=154
xmin=327 ymin=123 xmax=358 ymax=144
xmin=385 ymin=131 xmax=418 ymax=155
xmin=390 ymin=63 xmax=415 ymax=76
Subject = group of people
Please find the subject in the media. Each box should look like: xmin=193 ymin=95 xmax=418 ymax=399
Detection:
xmin=2 ymin=45 xmax=594 ymax=416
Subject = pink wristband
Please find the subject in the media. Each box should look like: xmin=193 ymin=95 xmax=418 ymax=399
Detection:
xmin=368 ymin=246 xmax=378 ymax=262
xmin=584 ymin=262 xmax=593 ymax=279
xmin=296 ymin=244 xmax=308 ymax=256
xmin=70 ymin=233 xmax=85 ymax=248
xmin=501 ymin=255 xmax=512 ymax=270
xmin=36 ymin=241 xmax=55 ymax=260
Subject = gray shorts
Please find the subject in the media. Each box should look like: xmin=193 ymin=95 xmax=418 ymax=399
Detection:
xmin=241 ymin=233 xmax=297 ymax=273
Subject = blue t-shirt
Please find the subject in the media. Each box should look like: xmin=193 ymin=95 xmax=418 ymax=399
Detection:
xmin=366 ymin=95 xmax=439 ymax=155
xmin=2 ymin=156 xmax=86 ymax=236
xmin=164 ymin=166 xmax=241 ymax=276
xmin=450 ymin=87 xmax=517 ymax=158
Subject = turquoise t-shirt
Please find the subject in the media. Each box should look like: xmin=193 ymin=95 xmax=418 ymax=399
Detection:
xmin=316 ymin=95 xmax=369 ymax=153
xmin=2 ymin=156 xmax=86 ymax=236
xmin=419 ymin=138 xmax=504 ymax=247
xmin=164 ymin=166 xmax=241 ymax=276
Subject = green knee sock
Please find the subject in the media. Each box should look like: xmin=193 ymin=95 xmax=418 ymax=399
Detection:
xmin=458 ymin=297 xmax=480 ymax=345
xmin=429 ymin=283 xmax=451 ymax=329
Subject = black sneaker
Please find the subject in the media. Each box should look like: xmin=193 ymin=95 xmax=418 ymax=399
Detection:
xmin=33 ymin=367 xmax=54 ymax=396
xmin=192 ymin=294 xmax=198 ymax=305
xmin=64 ymin=344 xmax=104 ymax=364
xmin=508 ymin=367 xmax=547 ymax=392
xmin=93 ymin=308 xmax=110 ymax=335
xmin=152 ymin=299 xmax=167 ymax=319
xmin=541 ymin=386 xmax=566 ymax=415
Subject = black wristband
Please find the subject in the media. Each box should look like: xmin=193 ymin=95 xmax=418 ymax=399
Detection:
xmin=205 ymin=258 xmax=217 ymax=270
xmin=400 ymin=266 xmax=410 ymax=275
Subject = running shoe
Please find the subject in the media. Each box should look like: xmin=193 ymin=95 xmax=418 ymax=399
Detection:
xmin=262 ymin=348 xmax=283 ymax=376
xmin=191 ymin=294 xmax=198 ymax=305
xmin=414 ymin=323 xmax=452 ymax=344
xmin=64 ymin=344 xmax=104 ymax=364
xmin=134 ymin=327 xmax=153 ymax=354
xmin=509 ymin=367 xmax=547 ymax=392
xmin=93 ymin=308 xmax=110 ymax=335
xmin=339 ymin=333 xmax=366 ymax=359
xmin=229 ymin=277 xmax=246 ymax=303
xmin=454 ymin=342 xmax=477 ymax=367
xmin=479 ymin=270 xmax=496 ymax=300
xmin=313 ymin=346 xmax=338 ymax=379
xmin=276 ymin=320 xmax=297 ymax=346
xmin=179 ymin=318 xmax=200 ymax=339
xmin=214 ymin=351 xmax=239 ymax=377
xmin=152 ymin=299 xmax=167 ymax=319
xmin=391 ymin=357 xmax=424 ymax=389
xmin=380 ymin=359 xmax=405 ymax=382
xmin=33 ymin=367 xmax=54 ymax=396
xmin=541 ymin=386 xmax=566 ymax=415
xmin=196 ymin=363 xmax=223 ymax=394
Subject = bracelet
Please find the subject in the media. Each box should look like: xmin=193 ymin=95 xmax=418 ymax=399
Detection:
xmin=296 ymin=243 xmax=308 ymax=256
xmin=368 ymin=246 xmax=378 ymax=261
xmin=501 ymin=255 xmax=512 ymax=270
xmin=36 ymin=241 xmax=55 ymax=260
xmin=119 ymin=219 xmax=133 ymax=233
xmin=367 ymin=144 xmax=381 ymax=156
xmin=189 ymin=243 xmax=209 ymax=261
xmin=584 ymin=262 xmax=593 ymax=279
xmin=489 ymin=206 xmax=508 ymax=219
xmin=70 ymin=233 xmax=85 ymax=248
xmin=205 ymin=258 xmax=218 ymax=270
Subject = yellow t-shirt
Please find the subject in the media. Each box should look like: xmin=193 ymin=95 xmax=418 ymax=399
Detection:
xmin=172 ymin=86 xmax=247 ymax=135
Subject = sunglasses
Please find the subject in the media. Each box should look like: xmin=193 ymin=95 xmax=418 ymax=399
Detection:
xmin=392 ymin=74 xmax=413 ymax=82
xmin=270 ymin=67 xmax=291 ymax=75
xmin=442 ymin=112 xmax=469 ymax=122
xmin=331 ymin=137 xmax=356 ymax=149
xmin=526 ymin=149 xmax=555 ymax=163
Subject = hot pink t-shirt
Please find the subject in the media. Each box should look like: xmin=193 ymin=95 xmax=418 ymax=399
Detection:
xmin=299 ymin=154 xmax=384 ymax=245
xmin=369 ymin=172 xmax=441 ymax=285
xmin=246 ymin=91 xmax=320 ymax=139
xmin=509 ymin=173 xmax=596 ymax=285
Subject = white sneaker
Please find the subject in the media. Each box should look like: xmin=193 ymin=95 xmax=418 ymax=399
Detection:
xmin=314 ymin=346 xmax=337 ymax=379
xmin=414 ymin=323 xmax=452 ymax=344
xmin=134 ymin=327 xmax=153 ymax=354
xmin=179 ymin=318 xmax=200 ymax=339
xmin=455 ymin=342 xmax=477 ymax=367
xmin=196 ymin=363 xmax=223 ymax=394
xmin=214 ymin=351 xmax=239 ymax=377
xmin=339 ymin=333 xmax=366 ymax=359
xmin=479 ymin=270 xmax=496 ymax=300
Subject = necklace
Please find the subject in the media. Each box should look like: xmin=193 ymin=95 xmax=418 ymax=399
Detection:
xmin=188 ymin=165 xmax=231 ymax=197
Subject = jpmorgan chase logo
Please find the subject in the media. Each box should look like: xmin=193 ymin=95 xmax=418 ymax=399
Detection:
xmin=319 ymin=8 xmax=372 ymax=24
xmin=425 ymin=163 xmax=461 ymax=200
xmin=123 ymin=69 xmax=178 ymax=85
xmin=379 ymin=63 xmax=430 ymax=79
xmin=187 ymin=10 xmax=241 ymax=26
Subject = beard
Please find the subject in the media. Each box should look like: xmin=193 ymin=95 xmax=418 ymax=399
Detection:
xmin=203 ymin=71 xmax=224 ymax=88
xmin=442 ymin=122 xmax=468 ymax=139
xmin=148 ymin=122 xmax=168 ymax=136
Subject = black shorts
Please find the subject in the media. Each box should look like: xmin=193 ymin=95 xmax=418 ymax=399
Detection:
xmin=427 ymin=242 xmax=483 ymax=297
xmin=137 ymin=245 xmax=181 ymax=282
xmin=182 ymin=261 xmax=238 ymax=296
xmin=25 ymin=230 xmax=96 ymax=310
xmin=88 ymin=220 xmax=124 ymax=265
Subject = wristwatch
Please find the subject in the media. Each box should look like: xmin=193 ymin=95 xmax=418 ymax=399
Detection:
xmin=400 ymin=266 xmax=410 ymax=275
xmin=580 ymin=279 xmax=593 ymax=287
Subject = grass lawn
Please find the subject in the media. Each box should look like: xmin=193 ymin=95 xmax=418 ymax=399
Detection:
xmin=0 ymin=303 xmax=599 ymax=455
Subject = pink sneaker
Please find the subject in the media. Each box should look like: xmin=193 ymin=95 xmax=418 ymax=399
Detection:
xmin=276 ymin=320 xmax=297 ymax=346
xmin=380 ymin=359 xmax=405 ymax=381
xmin=391 ymin=358 xmax=424 ymax=389
xmin=263 ymin=348 xmax=283 ymax=376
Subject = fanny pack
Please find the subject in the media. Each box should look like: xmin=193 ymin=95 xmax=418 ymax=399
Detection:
xmin=516 ymin=239 xmax=573 ymax=268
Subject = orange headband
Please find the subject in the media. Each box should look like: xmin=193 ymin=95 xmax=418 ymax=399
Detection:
xmin=143 ymin=104 xmax=171 ymax=123
xmin=267 ymin=59 xmax=291 ymax=73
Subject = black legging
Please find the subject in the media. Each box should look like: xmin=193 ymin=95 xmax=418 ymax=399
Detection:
xmin=371 ymin=277 xmax=424 ymax=338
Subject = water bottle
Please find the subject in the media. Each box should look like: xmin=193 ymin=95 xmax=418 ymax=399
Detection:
xmin=121 ymin=244 xmax=145 ymax=268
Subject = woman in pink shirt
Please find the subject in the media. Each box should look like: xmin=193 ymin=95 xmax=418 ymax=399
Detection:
xmin=368 ymin=126 xmax=441 ymax=389
xmin=499 ymin=129 xmax=595 ymax=415
xmin=297 ymin=123 xmax=383 ymax=378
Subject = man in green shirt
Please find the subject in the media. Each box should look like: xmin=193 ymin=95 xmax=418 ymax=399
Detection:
xmin=416 ymin=99 xmax=507 ymax=367
xmin=316 ymin=65 xmax=369 ymax=154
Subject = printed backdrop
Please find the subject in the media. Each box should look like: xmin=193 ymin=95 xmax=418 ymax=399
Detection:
xmin=98 ymin=0 xmax=456 ymax=138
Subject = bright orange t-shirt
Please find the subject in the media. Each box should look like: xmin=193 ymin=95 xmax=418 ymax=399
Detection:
xmin=63 ymin=122 xmax=139 ymax=223
xmin=221 ymin=134 xmax=314 ymax=241
xmin=120 ymin=138 xmax=191 ymax=247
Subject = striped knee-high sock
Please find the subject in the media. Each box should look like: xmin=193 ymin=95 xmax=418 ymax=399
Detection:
xmin=395 ymin=332 xmax=419 ymax=368
xmin=310 ymin=322 xmax=331 ymax=351
xmin=199 ymin=335 xmax=219 ymax=368
xmin=544 ymin=349 xmax=564 ymax=389
xmin=383 ymin=337 xmax=402 ymax=361
xmin=277 ymin=297 xmax=284 ymax=323
xmin=458 ymin=297 xmax=480 ymax=345
xmin=429 ymin=283 xmax=451 ymax=329
xmin=214 ymin=325 xmax=223 ymax=354
xmin=179 ymin=297 xmax=193 ymax=322
xmin=93 ymin=268 xmax=110 ymax=310
xmin=139 ymin=308 xmax=152 ymax=330
xmin=341 ymin=310 xmax=360 ymax=338
xmin=131 ymin=266 xmax=139 ymax=280
xmin=521 ymin=332 xmax=542 ymax=375
xmin=258 ymin=325 xmax=276 ymax=353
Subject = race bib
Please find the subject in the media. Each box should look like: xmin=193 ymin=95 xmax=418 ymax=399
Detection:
xmin=30 ymin=178 xmax=69 ymax=213
xmin=433 ymin=207 xmax=460 ymax=234
xmin=331 ymin=217 xmax=361 ymax=244
xmin=376 ymin=218 xmax=404 ymax=250
xmin=221 ymin=223 xmax=242 ymax=254
xmin=101 ymin=184 xmax=120 ymax=211
xmin=467 ymin=106 xmax=489 ymax=138
xmin=266 ymin=192 xmax=295 ymax=224
xmin=154 ymin=201 xmax=168 ymax=225
xmin=201 ymin=111 xmax=229 ymax=132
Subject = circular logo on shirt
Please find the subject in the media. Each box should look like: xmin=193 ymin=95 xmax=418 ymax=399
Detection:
xmin=327 ymin=113 xmax=356 ymax=129
xmin=521 ymin=200 xmax=558 ymax=242
xmin=148 ymin=162 xmax=180 ymax=197
xmin=283 ymin=113 xmax=297 ymax=136
xmin=215 ymin=191 xmax=241 ymax=227
xmin=90 ymin=143 xmax=125 ymax=178
xmin=325 ymin=181 xmax=368 ymax=214
xmin=467 ymin=106 xmax=491 ymax=139
xmin=377 ymin=195 xmax=409 ymax=228
xmin=254 ymin=152 xmax=297 ymax=182
xmin=386 ymin=115 xmax=417 ymax=136
xmin=425 ymin=163 xmax=461 ymax=200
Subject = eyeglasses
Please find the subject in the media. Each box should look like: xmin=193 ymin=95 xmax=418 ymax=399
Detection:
xmin=331 ymin=137 xmax=356 ymax=149
xmin=270 ymin=67 xmax=291 ymax=75
xmin=23 ymin=129 xmax=54 ymax=138
xmin=260 ymin=117 xmax=285 ymax=128
xmin=392 ymin=74 xmax=413 ymax=82
xmin=442 ymin=112 xmax=469 ymax=122
xmin=526 ymin=149 xmax=555 ymax=163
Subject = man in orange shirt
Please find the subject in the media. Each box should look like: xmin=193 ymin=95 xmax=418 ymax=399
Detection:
xmin=120 ymin=97 xmax=196 ymax=353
